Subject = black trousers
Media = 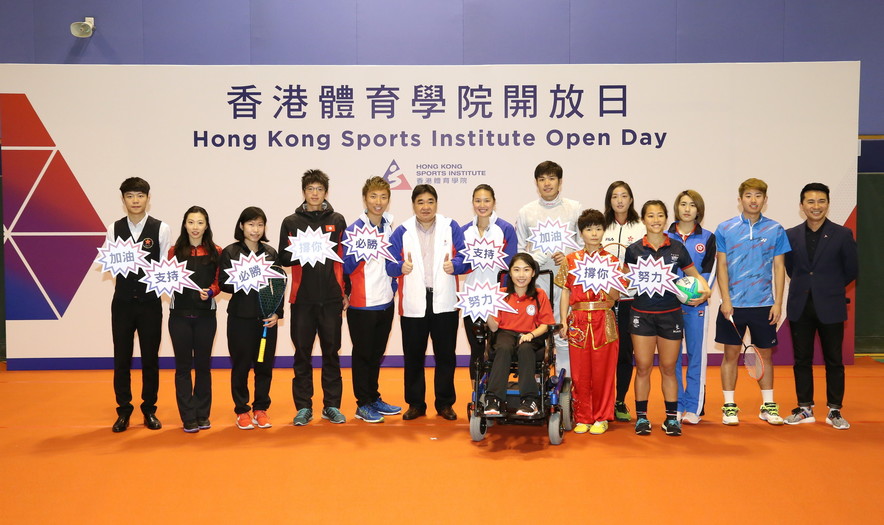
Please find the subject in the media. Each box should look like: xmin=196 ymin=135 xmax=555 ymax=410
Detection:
xmin=789 ymin=295 xmax=846 ymax=409
xmin=347 ymin=306 xmax=395 ymax=407
xmin=400 ymin=291 xmax=458 ymax=411
xmin=291 ymin=301 xmax=343 ymax=410
xmin=168 ymin=314 xmax=217 ymax=422
xmin=487 ymin=330 xmax=543 ymax=401
xmin=111 ymin=297 xmax=162 ymax=417
xmin=615 ymin=300 xmax=635 ymax=402
xmin=227 ymin=315 xmax=277 ymax=414
xmin=463 ymin=316 xmax=486 ymax=380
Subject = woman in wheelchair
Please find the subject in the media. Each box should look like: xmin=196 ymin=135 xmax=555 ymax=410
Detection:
xmin=483 ymin=253 xmax=555 ymax=417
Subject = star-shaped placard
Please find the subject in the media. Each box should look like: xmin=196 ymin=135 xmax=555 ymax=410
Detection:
xmin=285 ymin=227 xmax=344 ymax=267
xmin=95 ymin=237 xmax=150 ymax=277
xmin=224 ymin=252 xmax=285 ymax=294
xmin=623 ymin=255 xmax=680 ymax=298
xmin=138 ymin=256 xmax=201 ymax=298
xmin=526 ymin=218 xmax=581 ymax=255
xmin=341 ymin=224 xmax=395 ymax=263
xmin=568 ymin=252 xmax=628 ymax=295
xmin=463 ymin=237 xmax=507 ymax=272
xmin=454 ymin=281 xmax=518 ymax=322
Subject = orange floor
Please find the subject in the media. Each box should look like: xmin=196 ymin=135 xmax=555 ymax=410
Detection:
xmin=1 ymin=359 xmax=882 ymax=524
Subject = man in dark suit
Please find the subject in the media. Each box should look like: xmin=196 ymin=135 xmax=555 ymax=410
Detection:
xmin=783 ymin=183 xmax=858 ymax=429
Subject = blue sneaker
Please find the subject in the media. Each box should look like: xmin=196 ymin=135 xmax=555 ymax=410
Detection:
xmin=372 ymin=397 xmax=402 ymax=415
xmin=635 ymin=417 xmax=652 ymax=436
xmin=355 ymin=404 xmax=384 ymax=423
xmin=292 ymin=408 xmax=313 ymax=426
xmin=321 ymin=407 xmax=346 ymax=424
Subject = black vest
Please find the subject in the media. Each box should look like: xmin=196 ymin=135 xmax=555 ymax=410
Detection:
xmin=113 ymin=216 xmax=162 ymax=302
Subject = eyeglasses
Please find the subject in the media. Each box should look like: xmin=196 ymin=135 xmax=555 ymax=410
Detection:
xmin=305 ymin=185 xmax=325 ymax=193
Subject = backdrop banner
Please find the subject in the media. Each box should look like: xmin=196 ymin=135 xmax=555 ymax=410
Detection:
xmin=0 ymin=62 xmax=859 ymax=368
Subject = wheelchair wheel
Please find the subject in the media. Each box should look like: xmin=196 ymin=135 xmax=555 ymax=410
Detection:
xmin=548 ymin=412 xmax=563 ymax=445
xmin=470 ymin=413 xmax=488 ymax=442
xmin=560 ymin=378 xmax=575 ymax=431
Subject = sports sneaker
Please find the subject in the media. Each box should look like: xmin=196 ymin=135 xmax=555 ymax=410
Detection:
xmin=635 ymin=417 xmax=652 ymax=435
xmin=784 ymin=406 xmax=815 ymax=425
xmin=681 ymin=412 xmax=701 ymax=425
xmin=483 ymin=396 xmax=502 ymax=417
xmin=662 ymin=417 xmax=682 ymax=436
xmin=759 ymin=402 xmax=784 ymax=425
xmin=183 ymin=420 xmax=199 ymax=433
xmin=321 ymin=407 xmax=346 ymax=424
xmin=721 ymin=403 xmax=740 ymax=425
xmin=372 ymin=397 xmax=401 ymax=415
xmin=355 ymin=404 xmax=384 ymax=423
xmin=252 ymin=410 xmax=272 ymax=429
xmin=574 ymin=423 xmax=590 ymax=434
xmin=516 ymin=398 xmax=539 ymax=417
xmin=614 ymin=401 xmax=632 ymax=422
xmin=196 ymin=418 xmax=211 ymax=429
xmin=826 ymin=409 xmax=850 ymax=430
xmin=589 ymin=421 xmax=609 ymax=435
xmin=236 ymin=412 xmax=254 ymax=430
xmin=292 ymin=408 xmax=313 ymax=426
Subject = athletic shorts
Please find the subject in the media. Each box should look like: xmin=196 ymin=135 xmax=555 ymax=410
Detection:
xmin=715 ymin=306 xmax=778 ymax=348
xmin=629 ymin=309 xmax=684 ymax=340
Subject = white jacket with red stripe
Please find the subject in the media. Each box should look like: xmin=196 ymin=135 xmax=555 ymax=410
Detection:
xmin=342 ymin=212 xmax=396 ymax=309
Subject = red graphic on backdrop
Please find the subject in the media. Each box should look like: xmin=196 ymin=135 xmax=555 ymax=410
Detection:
xmin=1 ymin=94 xmax=106 ymax=320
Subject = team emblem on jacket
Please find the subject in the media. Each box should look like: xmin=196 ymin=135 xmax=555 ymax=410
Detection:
xmin=325 ymin=225 xmax=335 ymax=232
xmin=527 ymin=304 xmax=536 ymax=316
xmin=142 ymin=238 xmax=154 ymax=250
xmin=695 ymin=244 xmax=705 ymax=253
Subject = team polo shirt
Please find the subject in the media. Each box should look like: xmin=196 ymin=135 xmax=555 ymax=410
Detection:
xmin=714 ymin=213 xmax=790 ymax=308
xmin=496 ymin=288 xmax=555 ymax=333
xmin=624 ymin=235 xmax=695 ymax=313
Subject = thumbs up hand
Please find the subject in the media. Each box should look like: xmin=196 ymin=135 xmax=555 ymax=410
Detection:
xmin=402 ymin=252 xmax=414 ymax=275
xmin=442 ymin=252 xmax=454 ymax=274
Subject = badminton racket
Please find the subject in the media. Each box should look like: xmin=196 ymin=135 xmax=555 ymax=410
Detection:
xmin=728 ymin=315 xmax=764 ymax=381
xmin=257 ymin=265 xmax=287 ymax=363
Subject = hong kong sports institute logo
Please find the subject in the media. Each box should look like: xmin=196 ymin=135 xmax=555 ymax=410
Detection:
xmin=381 ymin=159 xmax=412 ymax=191
xmin=1 ymin=94 xmax=106 ymax=320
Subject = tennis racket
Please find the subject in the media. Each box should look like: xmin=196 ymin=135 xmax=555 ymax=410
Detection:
xmin=257 ymin=265 xmax=287 ymax=363
xmin=728 ymin=315 xmax=765 ymax=381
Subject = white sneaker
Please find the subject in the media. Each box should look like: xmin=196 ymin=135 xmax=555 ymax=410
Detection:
xmin=758 ymin=402 xmax=784 ymax=425
xmin=682 ymin=412 xmax=701 ymax=425
xmin=826 ymin=409 xmax=850 ymax=430
xmin=721 ymin=403 xmax=740 ymax=425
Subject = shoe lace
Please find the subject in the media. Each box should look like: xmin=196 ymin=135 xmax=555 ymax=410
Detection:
xmin=762 ymin=403 xmax=780 ymax=416
xmin=723 ymin=404 xmax=739 ymax=416
xmin=829 ymin=410 xmax=842 ymax=420
xmin=297 ymin=408 xmax=310 ymax=419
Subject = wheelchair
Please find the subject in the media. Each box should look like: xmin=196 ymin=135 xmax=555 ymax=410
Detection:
xmin=466 ymin=270 xmax=575 ymax=445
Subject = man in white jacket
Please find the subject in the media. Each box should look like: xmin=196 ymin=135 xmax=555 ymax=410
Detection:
xmin=515 ymin=161 xmax=582 ymax=376
xmin=387 ymin=185 xmax=467 ymax=421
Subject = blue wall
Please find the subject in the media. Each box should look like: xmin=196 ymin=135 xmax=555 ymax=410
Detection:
xmin=1 ymin=0 xmax=882 ymax=132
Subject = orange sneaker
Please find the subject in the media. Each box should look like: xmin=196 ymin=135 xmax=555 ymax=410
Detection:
xmin=252 ymin=410 xmax=272 ymax=429
xmin=236 ymin=412 xmax=254 ymax=430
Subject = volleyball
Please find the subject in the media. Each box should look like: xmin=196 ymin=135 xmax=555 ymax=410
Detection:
xmin=674 ymin=276 xmax=701 ymax=304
